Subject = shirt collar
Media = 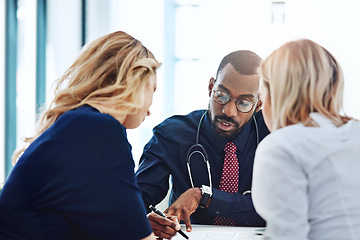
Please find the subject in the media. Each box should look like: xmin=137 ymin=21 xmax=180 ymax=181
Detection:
xmin=202 ymin=111 xmax=252 ymax=154
xmin=310 ymin=112 xmax=336 ymax=128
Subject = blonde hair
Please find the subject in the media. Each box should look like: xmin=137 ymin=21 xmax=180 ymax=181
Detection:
xmin=259 ymin=39 xmax=350 ymax=131
xmin=13 ymin=31 xmax=161 ymax=163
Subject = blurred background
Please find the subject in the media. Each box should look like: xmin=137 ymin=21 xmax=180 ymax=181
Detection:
xmin=1 ymin=0 xmax=360 ymax=186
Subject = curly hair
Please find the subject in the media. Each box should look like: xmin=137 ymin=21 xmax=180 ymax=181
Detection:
xmin=13 ymin=31 xmax=161 ymax=163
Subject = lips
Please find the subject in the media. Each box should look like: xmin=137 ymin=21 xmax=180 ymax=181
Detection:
xmin=217 ymin=119 xmax=235 ymax=131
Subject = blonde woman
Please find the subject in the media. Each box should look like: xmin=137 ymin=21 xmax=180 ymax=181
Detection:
xmin=0 ymin=31 xmax=179 ymax=240
xmin=252 ymin=39 xmax=360 ymax=239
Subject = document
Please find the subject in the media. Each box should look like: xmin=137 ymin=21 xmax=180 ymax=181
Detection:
xmin=173 ymin=231 xmax=238 ymax=240
xmin=172 ymin=225 xmax=262 ymax=240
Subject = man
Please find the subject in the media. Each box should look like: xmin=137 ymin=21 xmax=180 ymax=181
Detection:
xmin=138 ymin=50 xmax=270 ymax=237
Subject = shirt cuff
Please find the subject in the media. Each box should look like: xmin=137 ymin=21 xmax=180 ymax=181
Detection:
xmin=207 ymin=188 xmax=232 ymax=218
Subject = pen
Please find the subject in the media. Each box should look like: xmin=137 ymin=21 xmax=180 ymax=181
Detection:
xmin=149 ymin=205 xmax=189 ymax=239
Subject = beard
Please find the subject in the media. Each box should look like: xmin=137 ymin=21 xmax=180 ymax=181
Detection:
xmin=209 ymin=111 xmax=253 ymax=140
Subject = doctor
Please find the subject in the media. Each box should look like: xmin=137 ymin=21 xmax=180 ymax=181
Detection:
xmin=137 ymin=50 xmax=270 ymax=238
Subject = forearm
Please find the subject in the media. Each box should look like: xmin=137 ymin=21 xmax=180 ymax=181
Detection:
xmin=207 ymin=188 xmax=265 ymax=226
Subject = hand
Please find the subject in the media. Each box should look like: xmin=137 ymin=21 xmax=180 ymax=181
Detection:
xmin=164 ymin=188 xmax=202 ymax=232
xmin=147 ymin=212 xmax=180 ymax=239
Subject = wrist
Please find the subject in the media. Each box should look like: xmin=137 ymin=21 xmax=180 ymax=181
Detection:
xmin=199 ymin=185 xmax=213 ymax=208
xmin=205 ymin=196 xmax=212 ymax=208
xmin=194 ymin=187 xmax=202 ymax=202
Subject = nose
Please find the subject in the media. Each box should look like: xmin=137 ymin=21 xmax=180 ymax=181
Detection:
xmin=221 ymin=99 xmax=238 ymax=117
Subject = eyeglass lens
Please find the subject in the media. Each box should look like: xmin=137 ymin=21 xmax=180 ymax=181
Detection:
xmin=213 ymin=90 xmax=254 ymax=113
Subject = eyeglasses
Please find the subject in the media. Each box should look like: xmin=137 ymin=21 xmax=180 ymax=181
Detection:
xmin=212 ymin=89 xmax=257 ymax=113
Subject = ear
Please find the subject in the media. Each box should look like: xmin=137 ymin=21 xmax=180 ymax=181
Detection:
xmin=255 ymin=99 xmax=262 ymax=112
xmin=208 ymin=77 xmax=216 ymax=97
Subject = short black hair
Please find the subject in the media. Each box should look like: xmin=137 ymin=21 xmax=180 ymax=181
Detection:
xmin=216 ymin=50 xmax=262 ymax=78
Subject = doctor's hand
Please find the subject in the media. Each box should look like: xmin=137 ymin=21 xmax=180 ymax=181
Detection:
xmin=147 ymin=212 xmax=180 ymax=239
xmin=164 ymin=187 xmax=202 ymax=232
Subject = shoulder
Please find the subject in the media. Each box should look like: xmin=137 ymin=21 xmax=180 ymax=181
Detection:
xmin=258 ymin=123 xmax=305 ymax=150
xmin=154 ymin=109 xmax=206 ymax=135
xmin=346 ymin=119 xmax=360 ymax=136
xmin=256 ymin=123 xmax=305 ymax=163
xmin=54 ymin=105 xmax=126 ymax=139
xmin=255 ymin=122 xmax=333 ymax=174
xmin=61 ymin=105 xmax=122 ymax=128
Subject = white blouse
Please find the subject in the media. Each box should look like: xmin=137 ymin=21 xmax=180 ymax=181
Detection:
xmin=252 ymin=113 xmax=360 ymax=240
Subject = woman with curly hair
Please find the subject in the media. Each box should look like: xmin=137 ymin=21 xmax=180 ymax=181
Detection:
xmin=0 ymin=31 xmax=178 ymax=240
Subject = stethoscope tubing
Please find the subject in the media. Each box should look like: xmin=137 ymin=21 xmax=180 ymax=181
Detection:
xmin=186 ymin=110 xmax=259 ymax=189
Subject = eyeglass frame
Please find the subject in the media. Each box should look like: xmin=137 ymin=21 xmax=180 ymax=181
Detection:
xmin=212 ymin=89 xmax=258 ymax=113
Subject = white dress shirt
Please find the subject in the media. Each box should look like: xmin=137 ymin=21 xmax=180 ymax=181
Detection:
xmin=252 ymin=113 xmax=360 ymax=240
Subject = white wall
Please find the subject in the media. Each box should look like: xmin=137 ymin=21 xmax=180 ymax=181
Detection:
xmin=257 ymin=0 xmax=360 ymax=118
xmin=46 ymin=0 xmax=82 ymax=105
xmin=16 ymin=0 xmax=37 ymax=151
xmin=171 ymin=0 xmax=360 ymax=118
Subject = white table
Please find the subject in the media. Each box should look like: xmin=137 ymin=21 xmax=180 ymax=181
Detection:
xmin=172 ymin=224 xmax=264 ymax=240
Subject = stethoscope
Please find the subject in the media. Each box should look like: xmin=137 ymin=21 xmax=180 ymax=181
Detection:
xmin=186 ymin=110 xmax=259 ymax=189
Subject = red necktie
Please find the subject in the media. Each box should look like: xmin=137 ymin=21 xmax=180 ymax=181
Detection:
xmin=214 ymin=142 xmax=239 ymax=226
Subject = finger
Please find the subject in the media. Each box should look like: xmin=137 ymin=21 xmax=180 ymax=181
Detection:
xmin=153 ymin=230 xmax=173 ymax=239
xmin=150 ymin=213 xmax=178 ymax=229
xmin=148 ymin=213 xmax=179 ymax=238
xmin=165 ymin=211 xmax=181 ymax=225
xmin=167 ymin=215 xmax=178 ymax=224
xmin=166 ymin=216 xmax=181 ymax=231
xmin=164 ymin=207 xmax=175 ymax=216
xmin=183 ymin=217 xmax=192 ymax=232
xmin=152 ymin=225 xmax=178 ymax=239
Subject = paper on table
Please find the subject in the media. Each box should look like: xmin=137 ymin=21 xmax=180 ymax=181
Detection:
xmin=255 ymin=228 xmax=265 ymax=235
xmin=172 ymin=231 xmax=238 ymax=240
